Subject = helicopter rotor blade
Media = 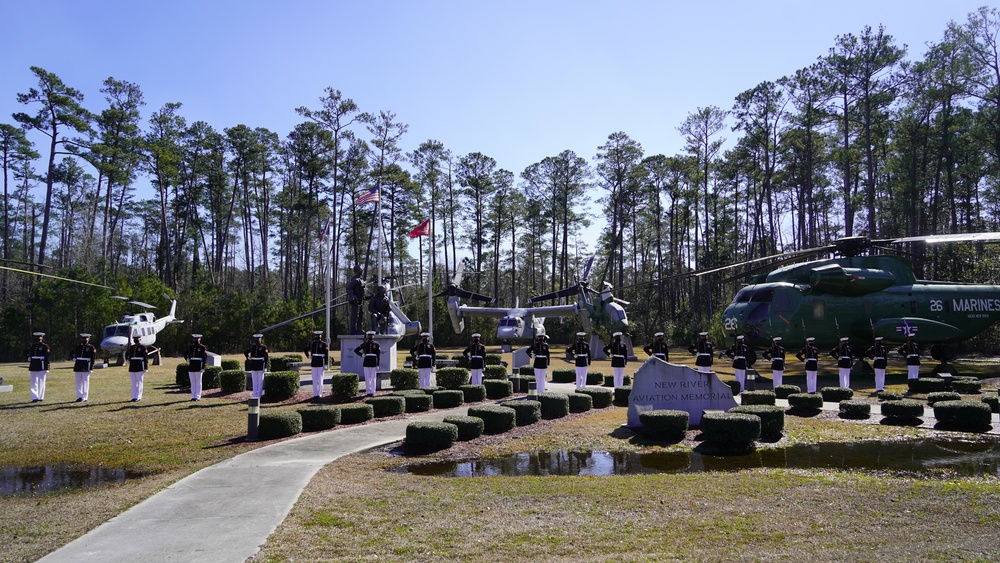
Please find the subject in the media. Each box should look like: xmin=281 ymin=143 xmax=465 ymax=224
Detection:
xmin=453 ymin=261 xmax=465 ymax=286
xmin=0 ymin=265 xmax=111 ymax=290
xmin=528 ymin=286 xmax=578 ymax=304
xmin=128 ymin=301 xmax=157 ymax=310
xmin=581 ymin=255 xmax=595 ymax=284
xmin=886 ymin=232 xmax=1000 ymax=245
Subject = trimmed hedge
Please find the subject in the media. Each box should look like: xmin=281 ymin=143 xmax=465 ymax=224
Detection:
xmin=442 ymin=415 xmax=484 ymax=441
xmin=337 ymin=403 xmax=374 ymax=424
xmin=257 ymin=411 xmax=302 ymax=439
xmin=584 ymin=371 xmax=604 ymax=386
xmin=329 ymin=372 xmax=360 ymax=402
xmin=405 ymin=421 xmax=456 ymax=451
xmin=365 ymin=396 xmax=405 ymax=417
xmin=221 ymin=359 xmax=241 ymax=370
xmin=297 ymin=406 xmax=341 ymax=431
xmin=952 ymin=379 xmax=982 ymax=394
xmin=459 ymin=384 xmax=487 ymax=403
xmin=578 ymin=387 xmax=613 ymax=408
xmin=723 ymin=379 xmax=741 ymax=396
xmin=878 ymin=391 xmax=904 ymax=401
xmin=538 ymin=392 xmax=570 ymax=419
xmin=568 ymin=392 xmax=593 ymax=413
xmin=933 ymin=400 xmax=993 ymax=428
xmin=432 ymin=389 xmax=464 ymax=409
xmin=729 ymin=404 xmax=784 ymax=435
xmin=518 ymin=365 xmax=534 ymax=376
xmin=269 ymin=355 xmax=302 ymax=372
xmin=436 ymin=367 xmax=470 ymax=389
xmin=787 ymin=393 xmax=823 ymax=410
xmin=700 ymin=412 xmax=761 ymax=448
xmin=468 ymin=405 xmax=516 ymax=434
xmin=741 ymin=390 xmax=776 ymax=406
xmin=838 ymin=400 xmax=871 ymax=420
xmin=483 ymin=365 xmax=509 ymax=380
xmin=981 ymin=395 xmax=999 ymax=413
xmin=175 ymin=362 xmax=190 ymax=387
xmin=639 ymin=409 xmax=689 ymax=440
xmin=451 ymin=354 xmax=469 ymax=369
xmin=421 ymin=386 xmax=444 ymax=393
xmin=202 ymin=366 xmax=222 ymax=389
xmin=908 ymin=377 xmax=948 ymax=393
xmin=927 ymin=391 xmax=962 ymax=405
xmin=603 ymin=375 xmax=631 ymax=387
xmin=552 ymin=369 xmax=576 ymax=384
xmin=403 ymin=393 xmax=433 ymax=413
xmin=508 ymin=375 xmax=530 ymax=393
xmin=508 ymin=399 xmax=542 ymax=426
xmin=485 ymin=354 xmax=503 ymax=365
xmin=880 ymin=399 xmax=925 ymax=420
xmin=820 ymin=387 xmax=853 ymax=402
xmin=390 ymin=368 xmax=420 ymax=390
xmin=220 ymin=369 xmax=248 ymax=394
xmin=263 ymin=371 xmax=300 ymax=401
xmin=613 ymin=386 xmax=632 ymax=407
xmin=484 ymin=379 xmax=513 ymax=399
xmin=774 ymin=384 xmax=801 ymax=399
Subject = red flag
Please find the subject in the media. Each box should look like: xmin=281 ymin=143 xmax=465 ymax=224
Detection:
xmin=408 ymin=219 xmax=430 ymax=238
xmin=318 ymin=217 xmax=331 ymax=242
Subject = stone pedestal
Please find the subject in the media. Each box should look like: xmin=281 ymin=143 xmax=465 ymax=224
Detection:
xmin=338 ymin=335 xmax=397 ymax=376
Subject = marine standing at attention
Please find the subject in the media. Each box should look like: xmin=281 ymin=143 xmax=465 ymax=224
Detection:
xmin=184 ymin=334 xmax=208 ymax=401
xmin=603 ymin=331 xmax=628 ymax=388
xmin=725 ymin=335 xmax=749 ymax=391
xmin=644 ymin=332 xmax=669 ymax=362
xmin=27 ymin=332 xmax=51 ymax=402
xmin=688 ymin=332 xmax=714 ymax=373
xmin=463 ymin=333 xmax=487 ymax=386
xmin=305 ymin=331 xmax=329 ymax=399
xmin=898 ymin=333 xmax=921 ymax=380
xmin=568 ymin=332 xmax=591 ymax=389
xmin=245 ymin=334 xmax=269 ymax=399
xmin=410 ymin=332 xmax=436 ymax=388
xmin=865 ymin=337 xmax=888 ymax=392
xmin=830 ymin=337 xmax=853 ymax=388
xmin=796 ymin=337 xmax=819 ymax=393
xmin=762 ymin=337 xmax=785 ymax=388
xmin=126 ymin=335 xmax=150 ymax=402
xmin=354 ymin=331 xmax=381 ymax=396
xmin=71 ymin=333 xmax=97 ymax=402
xmin=528 ymin=333 xmax=550 ymax=393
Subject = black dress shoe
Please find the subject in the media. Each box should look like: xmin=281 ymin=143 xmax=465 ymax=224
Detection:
xmin=131 ymin=398 xmax=138 ymax=402
xmin=76 ymin=398 xmax=84 ymax=402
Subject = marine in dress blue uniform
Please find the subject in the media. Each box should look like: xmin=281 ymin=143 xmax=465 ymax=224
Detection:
xmin=762 ymin=337 xmax=785 ymax=388
xmin=127 ymin=336 xmax=150 ymax=401
xmin=463 ymin=333 xmax=487 ymax=386
xmin=410 ymin=333 xmax=436 ymax=388
xmin=72 ymin=333 xmax=97 ymax=402
xmin=603 ymin=332 xmax=628 ymax=388
xmin=830 ymin=337 xmax=853 ymax=388
xmin=305 ymin=331 xmax=329 ymax=398
xmin=644 ymin=332 xmax=670 ymax=363
xmin=688 ymin=332 xmax=714 ymax=373
xmin=796 ymin=337 xmax=819 ymax=393
xmin=28 ymin=332 xmax=51 ymax=402
xmin=568 ymin=332 xmax=591 ymax=389
xmin=898 ymin=334 xmax=920 ymax=380
xmin=354 ymin=331 xmax=381 ymax=396
xmin=725 ymin=335 xmax=749 ymax=391
xmin=528 ymin=334 xmax=550 ymax=393
xmin=184 ymin=334 xmax=209 ymax=401
xmin=244 ymin=334 xmax=269 ymax=399
xmin=865 ymin=337 xmax=888 ymax=391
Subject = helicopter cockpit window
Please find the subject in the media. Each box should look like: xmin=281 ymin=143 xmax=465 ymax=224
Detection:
xmin=749 ymin=289 xmax=773 ymax=303
xmin=103 ymin=325 xmax=129 ymax=339
xmin=500 ymin=318 xmax=517 ymax=327
xmin=734 ymin=289 xmax=752 ymax=303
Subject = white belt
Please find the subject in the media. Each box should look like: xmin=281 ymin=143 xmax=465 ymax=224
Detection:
xmin=612 ymin=354 xmax=624 ymax=358
xmin=312 ymin=354 xmax=325 ymax=357
xmin=365 ymin=354 xmax=377 ymax=357
xmin=840 ymin=356 xmax=851 ymax=359
xmin=734 ymin=356 xmax=745 ymax=359
xmin=575 ymin=354 xmax=589 ymax=357
xmin=419 ymin=354 xmax=432 ymax=358
xmin=471 ymin=356 xmax=483 ymax=359
xmin=251 ymin=357 xmax=264 ymax=361
xmin=908 ymin=354 xmax=919 ymax=357
xmin=75 ymin=357 xmax=90 ymax=361
xmin=698 ymin=353 xmax=710 ymax=356
xmin=874 ymin=357 xmax=885 ymax=360
xmin=31 ymin=356 xmax=45 ymax=359
xmin=131 ymin=358 xmax=144 ymax=361
xmin=537 ymin=355 xmax=548 ymax=358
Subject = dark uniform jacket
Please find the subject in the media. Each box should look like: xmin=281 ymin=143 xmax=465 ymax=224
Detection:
xmin=306 ymin=339 xmax=329 ymax=368
xmin=830 ymin=343 xmax=853 ymax=369
xmin=603 ymin=340 xmax=628 ymax=368
xmin=725 ymin=342 xmax=749 ymax=370
xmin=762 ymin=344 xmax=785 ymax=371
xmin=185 ymin=343 xmax=209 ymax=372
xmin=796 ymin=344 xmax=819 ymax=372
xmin=72 ymin=343 xmax=97 ymax=372
xmin=410 ymin=341 xmax=436 ymax=369
xmin=354 ymin=340 xmax=381 ymax=368
xmin=529 ymin=341 xmax=550 ymax=369
xmin=568 ymin=340 xmax=591 ymax=367
xmin=127 ymin=343 xmax=149 ymax=373
xmin=463 ymin=342 xmax=487 ymax=370
xmin=28 ymin=341 xmax=51 ymax=371
xmin=688 ymin=339 xmax=714 ymax=368
xmin=644 ymin=340 xmax=669 ymax=362
xmin=244 ymin=342 xmax=269 ymax=371
xmin=898 ymin=340 xmax=921 ymax=366
xmin=865 ymin=343 xmax=888 ymax=370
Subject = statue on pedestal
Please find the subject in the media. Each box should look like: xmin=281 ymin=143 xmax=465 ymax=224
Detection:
xmin=346 ymin=265 xmax=365 ymax=335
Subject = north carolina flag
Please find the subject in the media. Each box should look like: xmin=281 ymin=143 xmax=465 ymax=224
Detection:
xmin=355 ymin=187 xmax=380 ymax=205
xmin=408 ymin=219 xmax=430 ymax=238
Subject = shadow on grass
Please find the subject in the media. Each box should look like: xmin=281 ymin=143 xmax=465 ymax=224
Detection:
xmin=693 ymin=440 xmax=756 ymax=456
xmin=933 ymin=422 xmax=993 ymax=433
xmin=785 ymin=407 xmax=823 ymax=417
xmin=879 ymin=417 xmax=924 ymax=427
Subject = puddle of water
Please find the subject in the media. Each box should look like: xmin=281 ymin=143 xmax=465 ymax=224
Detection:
xmin=0 ymin=465 xmax=149 ymax=496
xmin=397 ymin=438 xmax=1000 ymax=478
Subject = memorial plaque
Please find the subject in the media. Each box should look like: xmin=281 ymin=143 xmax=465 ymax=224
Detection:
xmin=626 ymin=359 xmax=737 ymax=427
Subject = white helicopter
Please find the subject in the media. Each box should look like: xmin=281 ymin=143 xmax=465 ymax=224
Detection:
xmin=100 ymin=294 xmax=183 ymax=366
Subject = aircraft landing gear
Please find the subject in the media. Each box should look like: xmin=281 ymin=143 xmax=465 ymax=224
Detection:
xmin=114 ymin=354 xmax=124 ymax=367
xmin=152 ymin=349 xmax=162 ymax=366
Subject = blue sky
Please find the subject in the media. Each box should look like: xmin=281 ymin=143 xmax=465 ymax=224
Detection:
xmin=0 ymin=0 xmax=991 ymax=251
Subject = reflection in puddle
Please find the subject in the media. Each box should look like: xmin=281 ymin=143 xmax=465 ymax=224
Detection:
xmin=397 ymin=438 xmax=1000 ymax=478
xmin=0 ymin=465 xmax=149 ymax=496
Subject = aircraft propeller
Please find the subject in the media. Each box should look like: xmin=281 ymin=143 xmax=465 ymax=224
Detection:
xmin=434 ymin=261 xmax=495 ymax=303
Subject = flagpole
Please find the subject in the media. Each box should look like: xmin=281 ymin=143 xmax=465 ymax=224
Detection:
xmin=428 ymin=218 xmax=433 ymax=340
xmin=377 ymin=188 xmax=383 ymax=288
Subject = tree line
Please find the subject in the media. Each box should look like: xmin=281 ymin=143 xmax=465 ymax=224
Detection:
xmin=3 ymin=7 xmax=1000 ymax=360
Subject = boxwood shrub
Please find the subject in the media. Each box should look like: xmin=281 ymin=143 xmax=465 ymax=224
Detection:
xmin=337 ymin=403 xmax=374 ymax=424
xmin=981 ymin=395 xmax=999 ymax=413
xmin=639 ymin=409 xmax=689 ymax=440
xmin=436 ymin=367 xmax=470 ymax=389
xmin=269 ymin=355 xmax=301 ymax=372
xmin=538 ymin=392 xmax=570 ymax=419
xmin=508 ymin=375 xmax=530 ymax=393
xmin=451 ymin=354 xmax=470 ymax=369
xmin=263 ymin=371 xmax=300 ymax=401
xmin=933 ymin=400 xmax=993 ymax=428
xmin=603 ymin=375 xmax=631 ymax=387
xmin=552 ymin=369 xmax=576 ymax=384
xmin=723 ymin=379 xmax=741 ymax=396
xmin=880 ymin=398 xmax=925 ymax=420
xmin=568 ymin=392 xmax=593 ymax=413
xmin=485 ymin=354 xmax=503 ymax=365
xmin=257 ymin=411 xmax=302 ymax=439
xmin=220 ymin=369 xmax=248 ymax=394
xmin=202 ymin=366 xmax=222 ymax=389
xmin=433 ymin=389 xmax=464 ymax=409
xmin=403 ymin=393 xmax=433 ymax=413
xmin=442 ymin=415 xmax=484 ymax=441
xmin=820 ymin=387 xmax=853 ymax=402
xmin=467 ymin=405 xmax=516 ymax=434
xmin=774 ymin=384 xmax=801 ymax=399
xmin=329 ymin=372 xmax=360 ymax=402
xmin=700 ymin=412 xmax=760 ymax=448
xmin=517 ymin=365 xmax=534 ymax=376
xmin=878 ymin=391 xmax=904 ymax=401
xmin=459 ymin=384 xmax=486 ymax=403
xmin=221 ymin=359 xmax=241 ymax=370
xmin=613 ymin=386 xmax=632 ymax=406
xmin=578 ymin=387 xmax=613 ymax=408
xmin=908 ymin=377 xmax=948 ymax=393
xmin=484 ymin=379 xmax=513 ymax=399
xmin=175 ymin=362 xmax=190 ymax=387
xmin=484 ymin=365 xmax=509 ymax=380
xmin=365 ymin=396 xmax=405 ymax=417
xmin=729 ymin=404 xmax=784 ymax=435
xmin=420 ymin=386 xmax=444 ymax=393
xmin=586 ymin=371 xmax=606 ymax=386
xmin=297 ymin=406 xmax=341 ymax=431
xmin=927 ymin=391 xmax=962 ymax=405
xmin=741 ymin=390 xmax=776 ymax=406
xmin=507 ymin=399 xmax=542 ymax=426
xmin=838 ymin=400 xmax=871 ymax=420
xmin=405 ymin=421 xmax=456 ymax=451
xmin=952 ymin=379 xmax=982 ymax=394
xmin=390 ymin=368 xmax=419 ymax=390
xmin=787 ymin=393 xmax=823 ymax=410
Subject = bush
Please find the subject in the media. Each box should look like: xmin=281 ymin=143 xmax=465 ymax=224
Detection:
xmin=175 ymin=362 xmax=190 ymax=387
xmin=878 ymin=391 xmax=904 ymax=402
xmin=202 ymin=366 xmax=222 ymax=389
xmin=981 ymin=395 xmax=999 ymax=413
xmin=436 ymin=367 xmax=470 ymax=389
xmin=297 ymin=406 xmax=341 ymax=431
xmin=221 ymin=359 xmax=241 ymax=370
xmin=587 ymin=371 xmax=606 ymax=386
xmin=741 ymin=390 xmax=776 ymax=406
xmin=838 ymin=400 xmax=871 ymax=420
xmin=433 ymin=390 xmax=464 ymax=409
xmin=483 ymin=365 xmax=508 ymax=380
xmin=328 ymin=372 xmax=360 ymax=402
xmin=613 ymin=386 xmax=632 ymax=406
xmin=774 ymin=384 xmax=801 ymax=399
xmin=485 ymin=354 xmax=503 ymax=365
xmin=880 ymin=399 xmax=925 ymax=420
xmin=263 ymin=371 xmax=300 ymax=401
xmin=538 ymin=392 xmax=570 ymax=419
xmin=405 ymin=421 xmax=456 ymax=451
xmin=451 ymin=354 xmax=470 ymax=369
xmin=927 ymin=391 xmax=962 ymax=405
xmin=442 ymin=415 xmax=483 ymax=441
xmin=508 ymin=375 xmax=530 ymax=393
xmin=908 ymin=377 xmax=948 ymax=393
xmin=459 ymin=384 xmax=487 ymax=403
xmin=552 ymin=369 xmax=576 ymax=384
xmin=820 ymin=387 xmax=853 ymax=402
xmin=365 ymin=396 xmax=405 ymax=417
xmin=639 ymin=409 xmax=689 ymax=440
xmin=933 ymin=400 xmax=993 ymax=428
xmin=518 ymin=365 xmax=534 ymax=376
xmin=220 ymin=369 xmax=248 ymax=394
xmin=507 ymin=399 xmax=542 ymax=426
xmin=257 ymin=411 xmax=302 ymax=439
xmin=952 ymin=379 xmax=982 ymax=394
xmin=403 ymin=393 xmax=433 ymax=413
xmin=468 ymin=405 xmax=516 ymax=434
xmin=568 ymin=392 xmax=593 ymax=413
xmin=603 ymin=375 xmax=631 ymax=387
xmin=484 ymin=379 xmax=513 ymax=399
xmin=337 ymin=403 xmax=374 ymax=424
xmin=787 ymin=393 xmax=823 ymax=410
xmin=421 ymin=386 xmax=444 ymax=393
xmin=269 ymin=355 xmax=301 ymax=372
xmin=390 ymin=368 xmax=419 ymax=390
xmin=723 ymin=379 xmax=741 ymax=396
xmin=729 ymin=405 xmax=784 ymax=435
xmin=578 ymin=387 xmax=613 ymax=408
xmin=700 ymin=412 xmax=760 ymax=448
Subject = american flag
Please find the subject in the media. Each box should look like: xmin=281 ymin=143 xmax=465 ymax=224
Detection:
xmin=355 ymin=187 xmax=380 ymax=205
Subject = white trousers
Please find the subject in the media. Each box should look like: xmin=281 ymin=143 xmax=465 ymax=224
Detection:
xmin=29 ymin=370 xmax=47 ymax=401
xmin=419 ymin=367 xmax=432 ymax=388
xmin=364 ymin=366 xmax=377 ymax=395
xmin=697 ymin=365 xmax=711 ymax=373
xmin=534 ymin=368 xmax=547 ymax=393
xmin=575 ymin=366 xmax=588 ymax=389
xmin=839 ymin=367 xmax=851 ymax=388
xmin=806 ymin=370 xmax=818 ymax=394
xmin=613 ymin=367 xmax=625 ymax=388
xmin=734 ymin=368 xmax=746 ymax=389
xmin=772 ymin=370 xmax=783 ymax=388
xmin=470 ymin=368 xmax=483 ymax=386
xmin=907 ymin=365 xmax=919 ymax=380
xmin=874 ymin=368 xmax=886 ymax=391
xmin=129 ymin=371 xmax=145 ymax=400
xmin=311 ymin=367 xmax=325 ymax=396
xmin=250 ymin=370 xmax=265 ymax=398
xmin=189 ymin=370 xmax=203 ymax=400
xmin=75 ymin=371 xmax=92 ymax=400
